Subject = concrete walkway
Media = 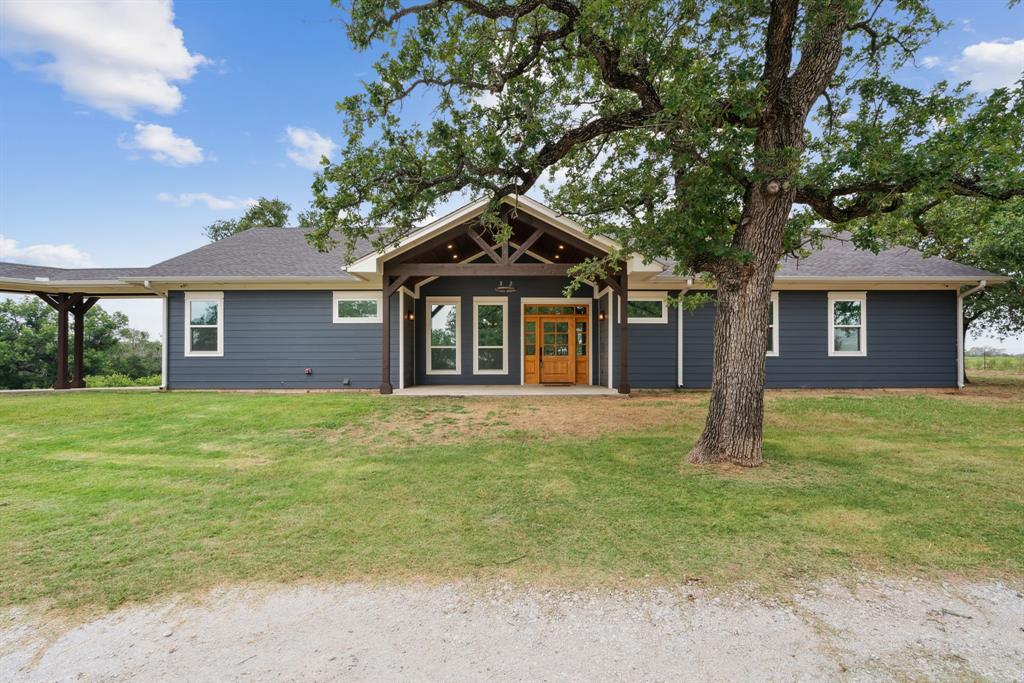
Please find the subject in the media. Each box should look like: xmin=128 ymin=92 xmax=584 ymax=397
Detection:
xmin=393 ymin=384 xmax=621 ymax=397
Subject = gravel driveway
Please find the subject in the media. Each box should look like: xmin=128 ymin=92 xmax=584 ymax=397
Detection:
xmin=2 ymin=578 xmax=1022 ymax=681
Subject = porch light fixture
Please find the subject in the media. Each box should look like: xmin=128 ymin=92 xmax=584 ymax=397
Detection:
xmin=405 ymin=311 xmax=415 ymax=321
xmin=553 ymin=253 xmax=560 ymax=259
xmin=558 ymin=244 xmax=565 ymax=250
xmin=451 ymin=253 xmax=459 ymax=259
xmin=447 ymin=243 xmax=454 ymax=249
xmin=495 ymin=280 xmax=516 ymax=294
xmin=598 ymin=311 xmax=607 ymax=321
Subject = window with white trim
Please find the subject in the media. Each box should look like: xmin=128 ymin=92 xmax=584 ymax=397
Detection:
xmin=624 ymin=292 xmax=668 ymax=324
xmin=767 ymin=291 xmax=779 ymax=356
xmin=333 ymin=291 xmax=383 ymax=323
xmin=426 ymin=296 xmax=460 ymax=374
xmin=828 ymin=292 xmax=867 ymax=356
xmin=473 ymin=297 xmax=507 ymax=374
xmin=184 ymin=292 xmax=224 ymax=357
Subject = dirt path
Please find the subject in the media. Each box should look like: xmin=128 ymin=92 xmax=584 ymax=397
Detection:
xmin=2 ymin=578 xmax=1021 ymax=682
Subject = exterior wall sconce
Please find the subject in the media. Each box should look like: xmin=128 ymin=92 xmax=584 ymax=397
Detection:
xmin=598 ymin=311 xmax=607 ymax=321
xmin=404 ymin=311 xmax=415 ymax=321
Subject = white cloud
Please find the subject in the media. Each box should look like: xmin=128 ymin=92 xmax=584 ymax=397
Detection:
xmin=284 ymin=126 xmax=337 ymax=170
xmin=950 ymin=39 xmax=1024 ymax=92
xmin=920 ymin=56 xmax=941 ymax=69
xmin=157 ymin=192 xmax=256 ymax=210
xmin=121 ymin=123 xmax=204 ymax=165
xmin=0 ymin=0 xmax=208 ymax=119
xmin=0 ymin=235 xmax=96 ymax=268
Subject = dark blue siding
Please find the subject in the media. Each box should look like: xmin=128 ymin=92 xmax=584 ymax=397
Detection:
xmin=414 ymin=276 xmax=598 ymax=385
xmin=167 ymin=290 xmax=399 ymax=389
xmin=682 ymin=290 xmax=957 ymax=388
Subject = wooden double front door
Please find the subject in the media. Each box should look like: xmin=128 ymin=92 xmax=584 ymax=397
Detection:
xmin=523 ymin=305 xmax=589 ymax=385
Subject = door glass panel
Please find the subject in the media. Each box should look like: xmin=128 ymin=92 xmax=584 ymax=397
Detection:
xmin=575 ymin=321 xmax=587 ymax=356
xmin=543 ymin=321 xmax=569 ymax=356
xmin=524 ymin=320 xmax=536 ymax=355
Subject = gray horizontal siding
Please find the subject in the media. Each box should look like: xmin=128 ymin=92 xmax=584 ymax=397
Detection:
xmin=167 ymin=290 xmax=398 ymax=389
xmin=683 ymin=290 xmax=957 ymax=388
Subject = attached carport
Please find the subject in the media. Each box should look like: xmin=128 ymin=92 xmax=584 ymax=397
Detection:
xmin=0 ymin=263 xmax=157 ymax=389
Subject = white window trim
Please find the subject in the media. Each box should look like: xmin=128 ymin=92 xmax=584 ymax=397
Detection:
xmin=828 ymin=291 xmax=867 ymax=357
xmin=333 ymin=291 xmax=383 ymax=324
xmin=473 ymin=296 xmax=508 ymax=375
xmin=767 ymin=291 xmax=780 ymax=357
xmin=184 ymin=291 xmax=224 ymax=358
xmin=621 ymin=291 xmax=669 ymax=324
xmin=426 ymin=296 xmax=461 ymax=375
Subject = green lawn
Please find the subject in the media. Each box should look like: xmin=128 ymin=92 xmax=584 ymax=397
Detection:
xmin=1 ymin=375 xmax=1022 ymax=611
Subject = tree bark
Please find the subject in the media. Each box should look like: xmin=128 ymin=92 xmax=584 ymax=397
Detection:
xmin=686 ymin=184 xmax=795 ymax=467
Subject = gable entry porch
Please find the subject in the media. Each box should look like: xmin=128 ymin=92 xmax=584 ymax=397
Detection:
xmin=377 ymin=206 xmax=633 ymax=395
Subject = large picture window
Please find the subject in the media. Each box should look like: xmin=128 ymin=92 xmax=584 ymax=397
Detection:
xmin=473 ymin=297 xmax=507 ymax=374
xmin=828 ymin=292 xmax=867 ymax=356
xmin=333 ymin=291 xmax=382 ymax=323
xmin=426 ymin=296 xmax=460 ymax=374
xmin=184 ymin=292 xmax=223 ymax=357
xmin=624 ymin=292 xmax=668 ymax=324
xmin=767 ymin=291 xmax=780 ymax=357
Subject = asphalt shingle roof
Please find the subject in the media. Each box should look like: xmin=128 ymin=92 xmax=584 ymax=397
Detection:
xmin=140 ymin=227 xmax=365 ymax=279
xmin=656 ymin=235 xmax=1003 ymax=280
xmin=0 ymin=227 xmax=1005 ymax=284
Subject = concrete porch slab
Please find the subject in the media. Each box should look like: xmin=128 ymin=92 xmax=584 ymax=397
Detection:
xmin=392 ymin=385 xmax=621 ymax=397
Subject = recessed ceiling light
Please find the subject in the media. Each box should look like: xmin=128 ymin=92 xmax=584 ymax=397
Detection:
xmin=558 ymin=244 xmax=565 ymax=250
xmin=447 ymin=243 xmax=453 ymax=249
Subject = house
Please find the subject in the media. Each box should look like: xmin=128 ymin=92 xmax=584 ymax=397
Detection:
xmin=0 ymin=196 xmax=1005 ymax=392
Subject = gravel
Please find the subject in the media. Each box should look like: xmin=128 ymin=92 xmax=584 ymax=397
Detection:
xmin=2 ymin=578 xmax=1022 ymax=682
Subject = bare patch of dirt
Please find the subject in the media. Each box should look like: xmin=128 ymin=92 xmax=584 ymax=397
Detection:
xmin=310 ymin=393 xmax=705 ymax=451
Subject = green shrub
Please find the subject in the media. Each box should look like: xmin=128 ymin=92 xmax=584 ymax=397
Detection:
xmin=83 ymin=374 xmax=162 ymax=388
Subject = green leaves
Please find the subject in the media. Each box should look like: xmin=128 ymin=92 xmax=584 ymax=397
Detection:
xmin=203 ymin=197 xmax=294 ymax=242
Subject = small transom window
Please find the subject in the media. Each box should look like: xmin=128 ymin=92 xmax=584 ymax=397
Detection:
xmin=624 ymin=293 xmax=668 ymax=324
xmin=333 ymin=291 xmax=382 ymax=323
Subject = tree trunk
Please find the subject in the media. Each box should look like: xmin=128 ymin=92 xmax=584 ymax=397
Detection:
xmin=686 ymin=187 xmax=794 ymax=467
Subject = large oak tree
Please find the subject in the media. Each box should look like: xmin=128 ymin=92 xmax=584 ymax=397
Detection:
xmin=308 ymin=0 xmax=1023 ymax=466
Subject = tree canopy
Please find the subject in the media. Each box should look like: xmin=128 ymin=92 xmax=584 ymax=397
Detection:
xmin=204 ymin=197 xmax=309 ymax=242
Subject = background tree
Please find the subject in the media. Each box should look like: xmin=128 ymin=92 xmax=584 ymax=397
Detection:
xmin=874 ymin=196 xmax=1023 ymax=344
xmin=204 ymin=197 xmax=292 ymax=242
xmin=0 ymin=298 xmax=161 ymax=389
xmin=309 ymin=0 xmax=1023 ymax=466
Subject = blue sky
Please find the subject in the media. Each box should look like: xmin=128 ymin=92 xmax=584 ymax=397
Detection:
xmin=1 ymin=0 xmax=1022 ymax=350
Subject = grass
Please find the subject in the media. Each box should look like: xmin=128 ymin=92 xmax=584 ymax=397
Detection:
xmin=1 ymin=374 xmax=1022 ymax=612
xmin=965 ymin=355 xmax=1024 ymax=373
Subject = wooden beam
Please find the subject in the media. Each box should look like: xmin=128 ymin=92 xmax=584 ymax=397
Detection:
xmin=509 ymin=228 xmax=543 ymax=262
xmin=617 ymin=270 xmax=630 ymax=394
xmin=500 ymin=240 xmax=509 ymax=264
xmin=514 ymin=211 xmax=608 ymax=259
xmin=466 ymin=229 xmax=501 ymax=263
xmin=388 ymin=262 xmax=573 ymax=277
xmin=385 ymin=275 xmax=409 ymax=297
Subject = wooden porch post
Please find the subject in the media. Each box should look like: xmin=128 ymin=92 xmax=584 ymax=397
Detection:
xmin=55 ymin=294 xmax=70 ymax=390
xmin=380 ymin=274 xmax=410 ymax=394
xmin=71 ymin=297 xmax=99 ymax=388
xmin=617 ymin=270 xmax=630 ymax=394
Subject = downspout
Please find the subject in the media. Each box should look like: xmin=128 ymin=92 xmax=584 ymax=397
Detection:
xmin=141 ymin=280 xmax=169 ymax=390
xmin=677 ymin=279 xmax=692 ymax=388
xmin=957 ymin=280 xmax=986 ymax=389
